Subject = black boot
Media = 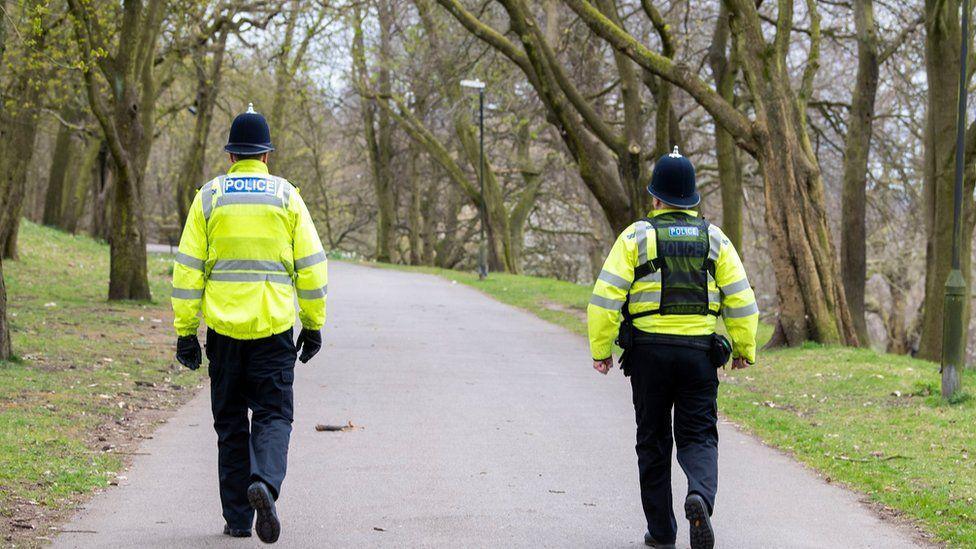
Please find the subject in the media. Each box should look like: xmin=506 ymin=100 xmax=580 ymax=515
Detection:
xmin=684 ymin=493 xmax=715 ymax=549
xmin=247 ymin=481 xmax=281 ymax=544
xmin=223 ymin=524 xmax=251 ymax=538
xmin=644 ymin=531 xmax=676 ymax=548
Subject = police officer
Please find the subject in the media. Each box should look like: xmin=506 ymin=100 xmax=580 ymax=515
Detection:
xmin=588 ymin=148 xmax=758 ymax=549
xmin=171 ymin=103 xmax=328 ymax=544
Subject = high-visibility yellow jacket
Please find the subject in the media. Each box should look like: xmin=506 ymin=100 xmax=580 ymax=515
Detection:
xmin=587 ymin=209 xmax=758 ymax=362
xmin=172 ymin=159 xmax=328 ymax=340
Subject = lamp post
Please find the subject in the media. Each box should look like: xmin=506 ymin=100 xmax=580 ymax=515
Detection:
xmin=941 ymin=0 xmax=971 ymax=398
xmin=461 ymin=78 xmax=488 ymax=280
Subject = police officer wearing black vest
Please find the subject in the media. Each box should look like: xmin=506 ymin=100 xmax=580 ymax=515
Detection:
xmin=587 ymin=148 xmax=759 ymax=549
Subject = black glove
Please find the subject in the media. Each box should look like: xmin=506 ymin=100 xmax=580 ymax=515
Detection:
xmin=295 ymin=328 xmax=322 ymax=364
xmin=176 ymin=335 xmax=202 ymax=370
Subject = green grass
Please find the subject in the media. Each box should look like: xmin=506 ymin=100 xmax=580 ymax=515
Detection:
xmin=1 ymin=222 xmax=196 ymax=542
xmin=374 ymin=261 xmax=973 ymax=547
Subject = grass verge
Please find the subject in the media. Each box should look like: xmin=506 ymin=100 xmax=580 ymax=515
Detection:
xmin=374 ymin=261 xmax=971 ymax=547
xmin=1 ymin=222 xmax=197 ymax=546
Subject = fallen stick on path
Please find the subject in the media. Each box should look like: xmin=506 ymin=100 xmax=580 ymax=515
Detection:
xmin=829 ymin=453 xmax=911 ymax=463
xmin=315 ymin=421 xmax=359 ymax=432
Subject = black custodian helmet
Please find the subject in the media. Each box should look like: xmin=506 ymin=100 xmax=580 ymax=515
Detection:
xmin=647 ymin=147 xmax=699 ymax=208
xmin=224 ymin=103 xmax=274 ymax=155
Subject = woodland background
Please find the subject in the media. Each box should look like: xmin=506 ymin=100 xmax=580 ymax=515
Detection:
xmin=0 ymin=0 xmax=970 ymax=363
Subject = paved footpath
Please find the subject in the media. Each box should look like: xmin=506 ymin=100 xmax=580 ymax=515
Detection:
xmin=54 ymin=262 xmax=925 ymax=548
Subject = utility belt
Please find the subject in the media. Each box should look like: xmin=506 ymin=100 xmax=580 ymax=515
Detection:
xmin=616 ymin=311 xmax=731 ymax=375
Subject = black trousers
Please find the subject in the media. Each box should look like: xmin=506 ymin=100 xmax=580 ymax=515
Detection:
xmin=206 ymin=328 xmax=296 ymax=530
xmin=628 ymin=342 xmax=719 ymax=544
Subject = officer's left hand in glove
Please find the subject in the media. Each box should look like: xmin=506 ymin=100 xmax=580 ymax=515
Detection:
xmin=296 ymin=328 xmax=322 ymax=364
xmin=176 ymin=335 xmax=202 ymax=370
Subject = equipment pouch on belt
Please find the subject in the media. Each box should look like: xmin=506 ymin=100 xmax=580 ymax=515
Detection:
xmin=616 ymin=317 xmax=634 ymax=351
xmin=615 ymin=316 xmax=633 ymax=375
xmin=616 ymin=294 xmax=656 ymax=375
xmin=709 ymin=333 xmax=732 ymax=368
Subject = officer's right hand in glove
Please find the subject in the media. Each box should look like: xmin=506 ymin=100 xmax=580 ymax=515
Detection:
xmin=296 ymin=328 xmax=322 ymax=364
xmin=176 ymin=335 xmax=202 ymax=370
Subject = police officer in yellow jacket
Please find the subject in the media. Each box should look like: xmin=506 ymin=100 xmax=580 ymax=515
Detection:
xmin=588 ymin=148 xmax=758 ymax=549
xmin=172 ymin=104 xmax=327 ymax=544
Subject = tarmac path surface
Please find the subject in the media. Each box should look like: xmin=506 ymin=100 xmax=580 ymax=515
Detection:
xmin=54 ymin=261 xmax=925 ymax=548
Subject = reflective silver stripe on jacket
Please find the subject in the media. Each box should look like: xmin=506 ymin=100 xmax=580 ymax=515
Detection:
xmin=296 ymin=284 xmax=328 ymax=300
xmin=598 ymin=269 xmax=631 ymax=290
xmin=589 ymin=294 xmax=625 ymax=311
xmin=281 ymin=178 xmax=292 ymax=208
xmin=636 ymin=221 xmax=649 ymax=264
xmin=172 ymin=287 xmax=203 ymax=299
xmin=629 ymin=291 xmax=661 ymax=303
xmin=720 ymin=277 xmax=751 ymax=295
xmin=175 ymin=252 xmax=204 ymax=271
xmin=212 ymin=259 xmax=289 ymax=273
xmin=216 ymin=193 xmax=284 ymax=208
xmin=294 ymin=250 xmax=327 ymax=271
xmin=208 ymin=272 xmax=293 ymax=285
xmin=723 ymin=302 xmax=759 ymax=318
xmin=708 ymin=225 xmax=723 ymax=261
xmin=201 ymin=177 xmax=221 ymax=221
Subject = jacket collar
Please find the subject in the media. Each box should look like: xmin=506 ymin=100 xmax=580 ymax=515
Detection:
xmin=227 ymin=159 xmax=269 ymax=175
xmin=649 ymin=208 xmax=698 ymax=218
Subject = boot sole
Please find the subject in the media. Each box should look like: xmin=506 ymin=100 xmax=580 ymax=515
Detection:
xmin=247 ymin=483 xmax=280 ymax=544
xmin=684 ymin=495 xmax=714 ymax=549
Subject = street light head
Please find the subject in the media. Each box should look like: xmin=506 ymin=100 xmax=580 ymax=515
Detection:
xmin=460 ymin=79 xmax=486 ymax=90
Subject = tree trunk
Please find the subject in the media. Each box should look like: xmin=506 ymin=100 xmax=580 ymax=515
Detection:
xmin=885 ymin=274 xmax=912 ymax=354
xmin=68 ymin=0 xmax=164 ymax=301
xmin=840 ymin=0 xmax=880 ymax=346
xmin=421 ymin=179 xmax=440 ymax=266
xmin=0 ymin=256 xmax=9 ymax=361
xmin=0 ymin=0 xmax=47 ymax=259
xmin=0 ymin=1 xmax=10 ymax=360
xmin=918 ymin=0 xmax=975 ymax=360
xmin=63 ymin=137 xmax=100 ymax=233
xmin=375 ymin=1 xmax=397 ymax=263
xmin=43 ymin=106 xmax=83 ymax=229
xmin=90 ymin=143 xmax=114 ymax=240
xmin=107 ymin=90 xmax=152 ymax=301
xmin=414 ymin=0 xmax=511 ymax=270
xmin=434 ymin=185 xmax=465 ymax=268
xmin=732 ymin=0 xmax=856 ymax=345
xmin=108 ymin=215 xmax=150 ymax=300
xmin=755 ymin=90 xmax=858 ymax=346
xmin=0 ymin=106 xmax=41 ymax=259
xmin=269 ymin=0 xmax=299 ymax=165
xmin=268 ymin=1 xmax=325 ymax=174
xmin=407 ymin=143 xmax=425 ymax=265
xmin=176 ymin=29 xmax=228 ymax=227
xmin=351 ymin=6 xmax=397 ymax=263
xmin=708 ymin=4 xmax=743 ymax=250
xmin=509 ymin=123 xmax=544 ymax=273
